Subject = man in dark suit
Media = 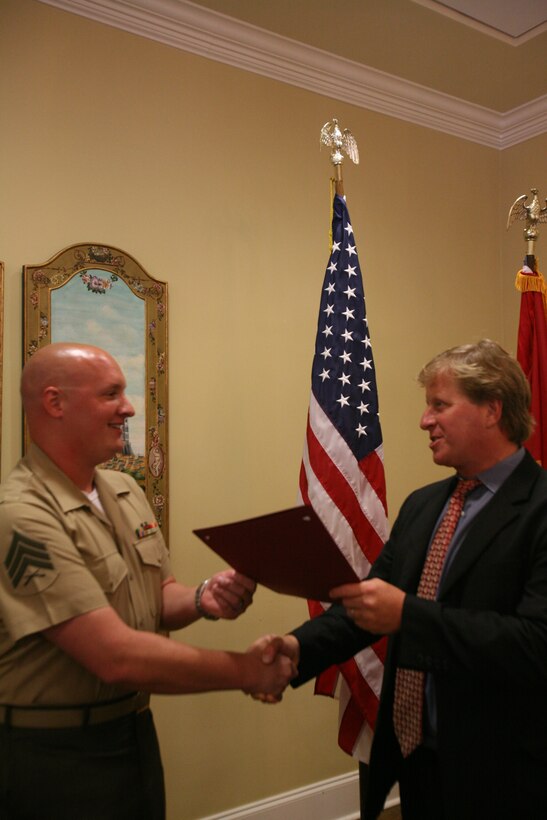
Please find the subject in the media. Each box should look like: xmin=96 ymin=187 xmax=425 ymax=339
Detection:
xmin=261 ymin=339 xmax=547 ymax=820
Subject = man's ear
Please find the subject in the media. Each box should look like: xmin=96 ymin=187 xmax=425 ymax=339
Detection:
xmin=42 ymin=386 xmax=64 ymax=418
xmin=485 ymin=398 xmax=503 ymax=427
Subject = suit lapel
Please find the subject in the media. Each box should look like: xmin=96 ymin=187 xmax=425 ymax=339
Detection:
xmin=395 ymin=477 xmax=456 ymax=592
xmin=440 ymin=452 xmax=539 ymax=597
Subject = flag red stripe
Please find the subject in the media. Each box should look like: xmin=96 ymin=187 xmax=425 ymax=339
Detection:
xmin=339 ymin=656 xmax=381 ymax=720
xmin=306 ymin=420 xmax=385 ymax=562
xmin=338 ymin=695 xmax=368 ymax=755
xmin=299 ymin=459 xmax=311 ymax=505
xmin=358 ymin=450 xmax=387 ymax=513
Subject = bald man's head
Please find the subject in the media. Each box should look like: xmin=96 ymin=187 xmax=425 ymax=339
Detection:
xmin=21 ymin=343 xmax=117 ymax=411
xmin=22 ymin=344 xmax=135 ymax=479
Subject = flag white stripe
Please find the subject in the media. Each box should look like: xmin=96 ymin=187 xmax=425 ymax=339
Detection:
xmin=353 ymin=646 xmax=384 ymax=698
xmin=301 ymin=435 xmax=372 ymax=580
xmin=338 ymin=680 xmax=375 ymax=761
xmin=308 ymin=393 xmax=390 ymax=542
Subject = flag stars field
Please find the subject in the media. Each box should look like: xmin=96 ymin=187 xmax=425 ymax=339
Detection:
xmin=310 ymin=196 xmax=383 ymax=462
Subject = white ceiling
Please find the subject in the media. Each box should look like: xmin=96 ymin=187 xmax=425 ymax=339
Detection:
xmin=413 ymin=0 xmax=547 ymax=41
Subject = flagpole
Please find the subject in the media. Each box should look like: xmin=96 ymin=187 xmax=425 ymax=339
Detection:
xmin=334 ymin=163 xmax=344 ymax=198
xmin=507 ymin=187 xmax=547 ymax=467
xmin=316 ymin=119 xmax=385 ymax=818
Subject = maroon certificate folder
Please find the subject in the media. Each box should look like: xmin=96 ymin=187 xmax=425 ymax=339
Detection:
xmin=193 ymin=505 xmax=359 ymax=601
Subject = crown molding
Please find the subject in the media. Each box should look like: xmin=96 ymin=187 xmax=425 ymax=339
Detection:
xmin=37 ymin=0 xmax=547 ymax=149
xmin=499 ymin=96 xmax=547 ymax=149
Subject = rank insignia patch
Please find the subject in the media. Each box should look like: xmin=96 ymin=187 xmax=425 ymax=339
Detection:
xmin=4 ymin=531 xmax=57 ymax=592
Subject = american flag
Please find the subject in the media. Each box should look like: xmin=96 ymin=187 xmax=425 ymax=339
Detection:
xmin=298 ymin=193 xmax=389 ymax=759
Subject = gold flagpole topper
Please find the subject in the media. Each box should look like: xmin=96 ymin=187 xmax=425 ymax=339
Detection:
xmin=320 ymin=118 xmax=359 ymax=196
xmin=506 ymin=187 xmax=547 ymax=257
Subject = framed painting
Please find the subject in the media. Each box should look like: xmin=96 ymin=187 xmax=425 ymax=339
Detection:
xmin=23 ymin=244 xmax=168 ymax=538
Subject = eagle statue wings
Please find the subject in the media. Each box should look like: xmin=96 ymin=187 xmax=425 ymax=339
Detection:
xmin=507 ymin=188 xmax=547 ymax=243
xmin=320 ymin=119 xmax=359 ymax=166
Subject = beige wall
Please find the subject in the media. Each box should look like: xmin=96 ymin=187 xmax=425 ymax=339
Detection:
xmin=1 ymin=1 xmax=546 ymax=817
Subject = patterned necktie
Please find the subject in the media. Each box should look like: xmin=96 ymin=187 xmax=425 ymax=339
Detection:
xmin=393 ymin=477 xmax=481 ymax=758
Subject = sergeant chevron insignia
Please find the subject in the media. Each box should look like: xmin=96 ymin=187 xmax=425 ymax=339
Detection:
xmin=3 ymin=531 xmax=58 ymax=594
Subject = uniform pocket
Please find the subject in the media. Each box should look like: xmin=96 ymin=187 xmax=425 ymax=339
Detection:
xmin=133 ymin=536 xmax=163 ymax=569
xmin=87 ymin=550 xmax=128 ymax=594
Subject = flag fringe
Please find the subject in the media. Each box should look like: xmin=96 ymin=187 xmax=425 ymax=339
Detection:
xmin=515 ymin=269 xmax=547 ymax=321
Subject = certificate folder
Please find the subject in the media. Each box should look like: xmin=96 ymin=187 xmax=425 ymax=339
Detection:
xmin=193 ymin=506 xmax=359 ymax=601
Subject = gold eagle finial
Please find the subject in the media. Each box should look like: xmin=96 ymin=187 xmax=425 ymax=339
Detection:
xmin=507 ymin=188 xmax=547 ymax=254
xmin=320 ymin=118 xmax=359 ymax=167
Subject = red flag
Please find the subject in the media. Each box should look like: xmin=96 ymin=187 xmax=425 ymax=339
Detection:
xmin=299 ymin=195 xmax=388 ymax=760
xmin=515 ymin=261 xmax=547 ymax=467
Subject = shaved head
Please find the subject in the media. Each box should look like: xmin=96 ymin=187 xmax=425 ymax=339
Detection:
xmin=21 ymin=343 xmax=134 ymax=489
xmin=21 ymin=343 xmax=118 ymax=411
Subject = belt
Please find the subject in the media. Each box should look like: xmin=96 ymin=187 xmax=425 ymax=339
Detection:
xmin=0 ymin=692 xmax=150 ymax=729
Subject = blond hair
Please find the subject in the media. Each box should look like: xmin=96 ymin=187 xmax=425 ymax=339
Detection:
xmin=418 ymin=340 xmax=533 ymax=445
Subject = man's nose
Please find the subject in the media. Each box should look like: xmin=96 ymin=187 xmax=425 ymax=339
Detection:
xmin=420 ymin=408 xmax=434 ymax=429
xmin=120 ymin=395 xmax=135 ymax=417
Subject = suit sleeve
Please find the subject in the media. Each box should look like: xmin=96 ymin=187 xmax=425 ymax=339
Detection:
xmin=290 ymin=513 xmax=399 ymax=687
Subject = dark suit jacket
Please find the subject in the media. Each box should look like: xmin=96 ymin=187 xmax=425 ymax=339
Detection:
xmin=292 ymin=451 xmax=547 ymax=820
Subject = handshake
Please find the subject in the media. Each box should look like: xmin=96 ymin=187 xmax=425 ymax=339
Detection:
xmin=232 ymin=577 xmax=405 ymax=703
xmin=242 ymin=633 xmax=301 ymax=703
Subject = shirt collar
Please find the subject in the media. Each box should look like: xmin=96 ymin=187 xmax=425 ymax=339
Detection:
xmin=474 ymin=447 xmax=526 ymax=494
xmin=25 ymin=443 xmax=92 ymax=513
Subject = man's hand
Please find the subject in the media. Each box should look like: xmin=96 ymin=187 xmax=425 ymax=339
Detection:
xmin=244 ymin=634 xmax=300 ymax=703
xmin=242 ymin=634 xmax=298 ymax=702
xmin=330 ymin=579 xmax=405 ymax=634
xmin=200 ymin=570 xmax=256 ymax=620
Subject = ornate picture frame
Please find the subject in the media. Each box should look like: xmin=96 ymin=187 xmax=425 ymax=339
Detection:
xmin=0 ymin=262 xmax=3 ymax=477
xmin=23 ymin=244 xmax=168 ymax=537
